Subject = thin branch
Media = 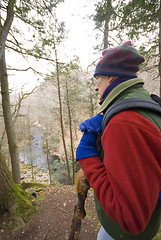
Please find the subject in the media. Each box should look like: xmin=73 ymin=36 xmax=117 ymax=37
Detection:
xmin=108 ymin=35 xmax=120 ymax=45
xmin=153 ymin=73 xmax=160 ymax=80
xmin=42 ymin=0 xmax=62 ymax=30
xmin=8 ymin=30 xmax=28 ymax=61
xmin=141 ymin=64 xmax=158 ymax=72
xmin=13 ymin=1 xmax=58 ymax=31
xmin=86 ymin=57 xmax=101 ymax=73
xmin=7 ymin=66 xmax=46 ymax=77
xmin=96 ymin=27 xmax=120 ymax=45
xmin=5 ymin=44 xmax=56 ymax=63
xmin=0 ymin=86 xmax=37 ymax=149
xmin=12 ymin=87 xmax=37 ymax=118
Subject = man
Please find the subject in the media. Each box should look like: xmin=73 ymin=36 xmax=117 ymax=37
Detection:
xmin=76 ymin=41 xmax=161 ymax=240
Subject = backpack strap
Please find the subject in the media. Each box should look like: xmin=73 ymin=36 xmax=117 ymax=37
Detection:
xmin=102 ymin=98 xmax=161 ymax=131
xmin=151 ymin=94 xmax=161 ymax=106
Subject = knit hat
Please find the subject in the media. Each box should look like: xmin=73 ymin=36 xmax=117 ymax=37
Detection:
xmin=94 ymin=41 xmax=145 ymax=78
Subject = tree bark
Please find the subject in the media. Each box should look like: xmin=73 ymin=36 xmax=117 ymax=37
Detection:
xmin=0 ymin=152 xmax=13 ymax=213
xmin=65 ymin=79 xmax=75 ymax=184
xmin=46 ymin=139 xmax=52 ymax=184
xmin=103 ymin=19 xmax=109 ymax=49
xmin=89 ymin=88 xmax=94 ymax=117
xmin=0 ymin=52 xmax=20 ymax=184
xmin=54 ymin=48 xmax=71 ymax=185
xmin=0 ymin=0 xmax=20 ymax=184
xmin=0 ymin=152 xmax=35 ymax=225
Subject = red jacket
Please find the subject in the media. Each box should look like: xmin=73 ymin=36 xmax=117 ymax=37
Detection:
xmin=79 ymin=110 xmax=161 ymax=234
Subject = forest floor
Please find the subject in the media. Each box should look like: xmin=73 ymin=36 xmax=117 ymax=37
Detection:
xmin=0 ymin=185 xmax=99 ymax=240
xmin=1 ymin=184 xmax=161 ymax=240
xmin=0 ymin=159 xmax=161 ymax=240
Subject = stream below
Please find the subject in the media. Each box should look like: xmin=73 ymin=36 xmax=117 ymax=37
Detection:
xmin=19 ymin=126 xmax=71 ymax=185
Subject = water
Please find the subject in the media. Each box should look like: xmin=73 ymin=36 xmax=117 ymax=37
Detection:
xmin=19 ymin=126 xmax=72 ymax=185
xmin=19 ymin=126 xmax=49 ymax=169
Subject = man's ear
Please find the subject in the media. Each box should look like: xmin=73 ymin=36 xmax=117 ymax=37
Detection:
xmin=108 ymin=76 xmax=118 ymax=83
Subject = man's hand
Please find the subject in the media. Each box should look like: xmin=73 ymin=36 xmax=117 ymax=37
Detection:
xmin=79 ymin=114 xmax=103 ymax=133
xmin=76 ymin=115 xmax=103 ymax=161
xmin=76 ymin=131 xmax=99 ymax=161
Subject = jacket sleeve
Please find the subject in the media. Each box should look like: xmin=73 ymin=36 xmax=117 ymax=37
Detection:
xmin=79 ymin=110 xmax=161 ymax=235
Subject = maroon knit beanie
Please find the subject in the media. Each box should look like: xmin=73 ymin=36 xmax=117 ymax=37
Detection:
xmin=94 ymin=41 xmax=145 ymax=78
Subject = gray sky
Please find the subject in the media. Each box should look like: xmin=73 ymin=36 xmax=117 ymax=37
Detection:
xmin=56 ymin=0 xmax=99 ymax=68
xmin=7 ymin=0 xmax=100 ymax=92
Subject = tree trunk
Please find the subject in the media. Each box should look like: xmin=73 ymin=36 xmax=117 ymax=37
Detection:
xmin=0 ymin=152 xmax=13 ymax=214
xmin=0 ymin=152 xmax=34 ymax=225
xmin=103 ymin=0 xmax=112 ymax=49
xmin=89 ymin=88 xmax=94 ymax=117
xmin=65 ymin=79 xmax=75 ymax=184
xmin=46 ymin=139 xmax=52 ymax=184
xmin=0 ymin=0 xmax=16 ymax=61
xmin=103 ymin=19 xmax=109 ymax=49
xmin=54 ymin=49 xmax=71 ymax=185
xmin=0 ymin=52 xmax=20 ymax=184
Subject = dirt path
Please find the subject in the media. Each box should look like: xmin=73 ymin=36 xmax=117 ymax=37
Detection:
xmin=0 ymin=185 xmax=99 ymax=240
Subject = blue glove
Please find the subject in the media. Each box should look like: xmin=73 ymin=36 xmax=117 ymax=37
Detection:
xmin=79 ymin=114 xmax=103 ymax=133
xmin=76 ymin=131 xmax=99 ymax=161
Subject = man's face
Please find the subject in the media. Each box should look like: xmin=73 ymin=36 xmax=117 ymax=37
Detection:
xmin=94 ymin=75 xmax=111 ymax=101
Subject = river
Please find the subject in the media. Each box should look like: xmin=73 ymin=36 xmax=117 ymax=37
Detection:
xmin=19 ymin=126 xmax=71 ymax=185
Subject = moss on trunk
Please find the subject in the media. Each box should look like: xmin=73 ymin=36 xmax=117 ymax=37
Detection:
xmin=0 ymin=152 xmax=35 ymax=228
xmin=11 ymin=184 xmax=35 ymax=222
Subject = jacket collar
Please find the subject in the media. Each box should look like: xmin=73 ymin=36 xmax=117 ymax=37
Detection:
xmin=97 ymin=78 xmax=144 ymax=114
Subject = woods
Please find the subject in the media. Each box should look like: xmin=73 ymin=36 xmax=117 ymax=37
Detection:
xmin=0 ymin=0 xmax=161 ymax=238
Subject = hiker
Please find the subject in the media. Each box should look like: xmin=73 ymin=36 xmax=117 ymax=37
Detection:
xmin=75 ymin=41 xmax=161 ymax=240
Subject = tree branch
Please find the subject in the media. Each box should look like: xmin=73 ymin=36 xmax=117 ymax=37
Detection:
xmin=7 ymin=30 xmax=28 ymax=61
xmin=141 ymin=64 xmax=158 ymax=72
xmin=0 ymin=86 xmax=37 ymax=149
xmin=12 ymin=87 xmax=37 ymax=119
xmin=7 ymin=66 xmax=46 ymax=77
xmin=86 ymin=57 xmax=101 ymax=73
xmin=5 ymin=44 xmax=56 ymax=63
xmin=153 ymin=74 xmax=160 ymax=80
